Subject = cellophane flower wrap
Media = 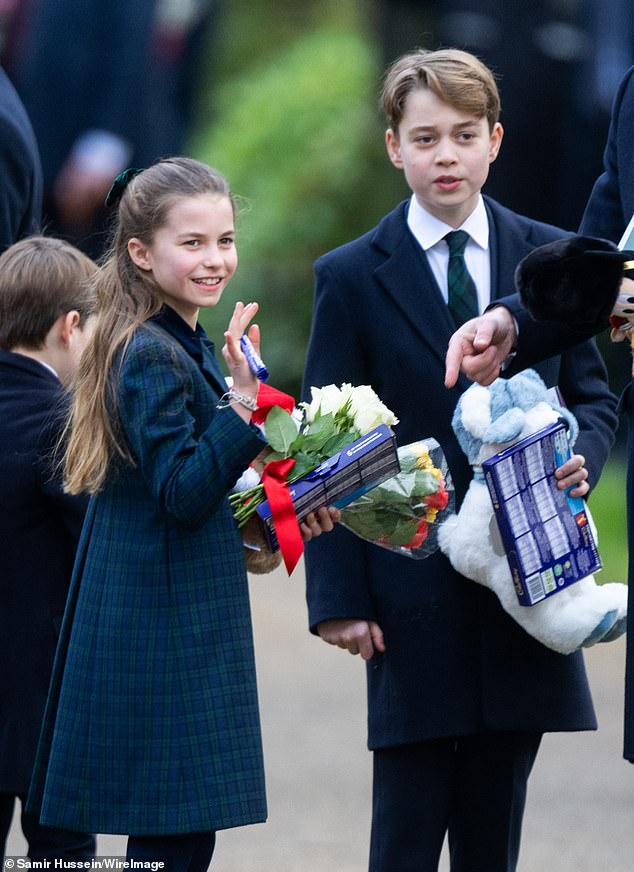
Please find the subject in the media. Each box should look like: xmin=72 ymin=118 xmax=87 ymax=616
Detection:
xmin=338 ymin=438 xmax=455 ymax=559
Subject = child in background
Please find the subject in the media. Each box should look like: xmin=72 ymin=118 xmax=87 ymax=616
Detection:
xmin=27 ymin=157 xmax=337 ymax=871
xmin=0 ymin=236 xmax=96 ymax=860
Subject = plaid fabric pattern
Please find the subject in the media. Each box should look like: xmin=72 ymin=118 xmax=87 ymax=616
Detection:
xmin=445 ymin=230 xmax=479 ymax=326
xmin=27 ymin=320 xmax=268 ymax=835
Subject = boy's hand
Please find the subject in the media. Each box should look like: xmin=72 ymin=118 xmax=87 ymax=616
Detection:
xmin=300 ymin=506 xmax=340 ymax=542
xmin=317 ymin=618 xmax=385 ymax=660
xmin=554 ymin=453 xmax=589 ymax=498
xmin=445 ymin=307 xmax=517 ymax=388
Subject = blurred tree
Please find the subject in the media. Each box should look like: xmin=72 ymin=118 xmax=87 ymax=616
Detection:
xmin=193 ymin=5 xmax=398 ymax=396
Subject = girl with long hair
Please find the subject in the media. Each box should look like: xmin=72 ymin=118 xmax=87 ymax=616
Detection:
xmin=27 ymin=157 xmax=336 ymax=871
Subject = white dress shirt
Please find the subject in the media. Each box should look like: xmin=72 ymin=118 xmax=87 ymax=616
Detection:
xmin=406 ymin=194 xmax=491 ymax=315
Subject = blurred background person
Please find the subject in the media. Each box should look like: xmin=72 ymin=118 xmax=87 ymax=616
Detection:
xmin=0 ymin=58 xmax=41 ymax=251
xmin=1 ymin=0 xmax=213 ymax=257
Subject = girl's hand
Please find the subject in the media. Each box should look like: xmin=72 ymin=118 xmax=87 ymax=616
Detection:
xmin=222 ymin=301 xmax=260 ymax=396
xmin=554 ymin=453 xmax=589 ymax=498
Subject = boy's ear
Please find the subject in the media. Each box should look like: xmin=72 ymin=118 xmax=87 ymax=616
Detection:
xmin=59 ymin=310 xmax=81 ymax=347
xmin=128 ymin=237 xmax=152 ymax=271
xmin=385 ymin=128 xmax=403 ymax=169
xmin=488 ymin=122 xmax=503 ymax=164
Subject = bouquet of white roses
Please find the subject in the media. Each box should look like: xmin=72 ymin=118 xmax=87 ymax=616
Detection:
xmin=230 ymin=382 xmax=399 ymax=528
xmin=232 ymin=383 xmax=454 ymax=573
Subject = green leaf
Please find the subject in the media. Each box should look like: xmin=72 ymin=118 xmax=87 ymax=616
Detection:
xmin=305 ymin=412 xmax=336 ymax=439
xmin=321 ymin=429 xmax=358 ymax=456
xmin=264 ymin=406 xmax=300 ymax=454
xmin=289 ymin=452 xmax=317 ymax=479
xmin=412 ymin=470 xmax=440 ymax=497
xmin=385 ymin=518 xmax=419 ymax=546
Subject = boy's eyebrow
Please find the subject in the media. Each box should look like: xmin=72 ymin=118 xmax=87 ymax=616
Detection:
xmin=407 ymin=119 xmax=481 ymax=134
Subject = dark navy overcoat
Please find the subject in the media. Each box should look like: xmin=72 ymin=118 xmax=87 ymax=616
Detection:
xmin=28 ymin=307 xmax=268 ymax=834
xmin=0 ymin=352 xmax=86 ymax=793
xmin=303 ymin=196 xmax=618 ymax=751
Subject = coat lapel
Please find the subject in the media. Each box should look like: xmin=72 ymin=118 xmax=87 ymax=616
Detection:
xmin=372 ymin=202 xmax=457 ymax=367
xmin=199 ymin=336 xmax=230 ymax=397
xmin=485 ymin=196 xmax=548 ymax=304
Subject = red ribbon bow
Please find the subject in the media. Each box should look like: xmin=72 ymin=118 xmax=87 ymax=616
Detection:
xmin=253 ymin=383 xmax=296 ymax=424
xmin=261 ymin=457 xmax=304 ymax=575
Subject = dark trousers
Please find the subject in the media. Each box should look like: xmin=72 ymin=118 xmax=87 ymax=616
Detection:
xmin=370 ymin=731 xmax=542 ymax=872
xmin=127 ymin=832 xmax=216 ymax=872
xmin=0 ymin=793 xmax=95 ymax=860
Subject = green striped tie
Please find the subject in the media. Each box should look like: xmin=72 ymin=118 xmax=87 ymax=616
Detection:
xmin=445 ymin=230 xmax=479 ymax=326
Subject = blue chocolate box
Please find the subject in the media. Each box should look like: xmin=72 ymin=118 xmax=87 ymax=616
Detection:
xmin=482 ymin=421 xmax=602 ymax=606
xmin=257 ymin=424 xmax=400 ymax=552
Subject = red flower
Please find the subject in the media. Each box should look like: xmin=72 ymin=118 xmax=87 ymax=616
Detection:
xmin=404 ymin=520 xmax=429 ymax=549
xmin=423 ymin=489 xmax=449 ymax=511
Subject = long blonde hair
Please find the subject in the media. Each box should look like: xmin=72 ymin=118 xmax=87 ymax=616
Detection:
xmin=64 ymin=157 xmax=233 ymax=495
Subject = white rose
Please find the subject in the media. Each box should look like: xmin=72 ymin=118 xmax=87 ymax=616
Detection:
xmin=302 ymin=384 xmax=345 ymax=422
xmin=349 ymin=384 xmax=399 ymax=435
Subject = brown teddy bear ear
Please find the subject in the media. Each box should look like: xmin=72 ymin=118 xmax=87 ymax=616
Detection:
xmin=241 ymin=515 xmax=283 ymax=575
xmin=515 ymin=235 xmax=624 ymax=328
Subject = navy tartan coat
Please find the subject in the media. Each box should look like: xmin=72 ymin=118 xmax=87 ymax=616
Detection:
xmin=303 ymin=196 xmax=618 ymax=751
xmin=28 ymin=306 xmax=268 ymax=835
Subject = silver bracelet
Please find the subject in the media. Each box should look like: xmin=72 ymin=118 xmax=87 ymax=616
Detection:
xmin=217 ymin=387 xmax=258 ymax=412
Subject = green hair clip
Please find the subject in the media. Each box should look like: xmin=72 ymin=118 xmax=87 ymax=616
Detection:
xmin=104 ymin=167 xmax=144 ymax=208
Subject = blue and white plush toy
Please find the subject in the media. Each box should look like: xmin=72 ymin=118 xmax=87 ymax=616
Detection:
xmin=438 ymin=369 xmax=627 ymax=654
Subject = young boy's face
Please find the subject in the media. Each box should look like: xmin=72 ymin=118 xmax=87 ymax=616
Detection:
xmin=386 ymin=86 xmax=503 ymax=227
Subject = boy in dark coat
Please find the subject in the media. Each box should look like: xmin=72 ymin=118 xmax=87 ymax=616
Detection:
xmin=0 ymin=236 xmax=96 ymax=859
xmin=303 ymin=49 xmax=618 ymax=872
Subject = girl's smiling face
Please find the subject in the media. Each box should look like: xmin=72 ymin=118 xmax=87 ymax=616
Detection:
xmin=128 ymin=192 xmax=238 ymax=328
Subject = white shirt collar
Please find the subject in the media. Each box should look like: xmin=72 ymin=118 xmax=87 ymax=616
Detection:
xmin=407 ymin=194 xmax=489 ymax=252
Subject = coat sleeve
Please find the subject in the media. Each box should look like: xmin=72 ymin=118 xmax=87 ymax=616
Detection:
xmin=36 ymin=396 xmax=88 ymax=547
xmin=0 ymin=106 xmax=39 ymax=249
xmin=579 ymin=65 xmax=634 ymax=242
xmin=554 ymin=340 xmax=618 ymax=491
xmin=117 ymin=331 xmax=265 ymax=530
xmin=303 ymin=257 xmax=378 ymax=632
xmin=497 ymin=294 xmax=607 ymax=372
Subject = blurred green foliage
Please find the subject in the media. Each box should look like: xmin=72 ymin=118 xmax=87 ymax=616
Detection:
xmin=191 ymin=4 xmax=402 ymax=396
xmin=588 ymin=457 xmax=628 ymax=584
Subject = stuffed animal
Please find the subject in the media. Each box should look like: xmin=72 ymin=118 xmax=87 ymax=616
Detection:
xmin=438 ymin=369 xmax=627 ymax=654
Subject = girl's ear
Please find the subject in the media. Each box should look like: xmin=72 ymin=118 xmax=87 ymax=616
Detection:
xmin=128 ymin=237 xmax=152 ymax=271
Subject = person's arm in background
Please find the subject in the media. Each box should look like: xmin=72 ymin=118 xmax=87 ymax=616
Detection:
xmin=555 ymin=340 xmax=618 ymax=493
xmin=444 ymin=301 xmax=603 ymax=388
xmin=0 ymin=68 xmax=42 ymax=249
xmin=580 ymin=66 xmax=634 ymax=241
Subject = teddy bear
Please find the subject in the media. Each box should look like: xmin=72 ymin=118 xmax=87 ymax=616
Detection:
xmin=438 ymin=369 xmax=627 ymax=654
